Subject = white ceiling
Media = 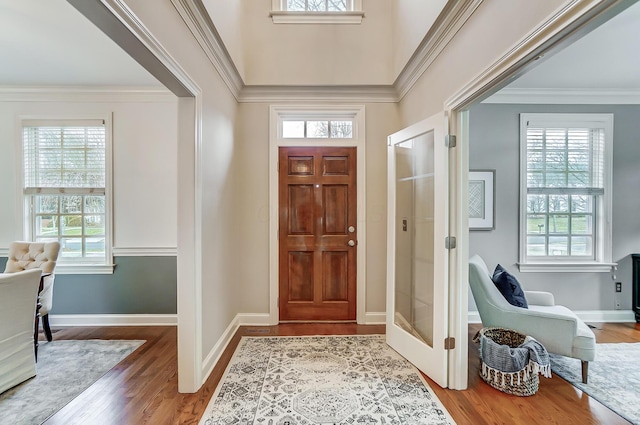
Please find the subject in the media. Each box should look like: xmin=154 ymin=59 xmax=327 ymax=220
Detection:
xmin=0 ymin=0 xmax=160 ymax=86
xmin=505 ymin=0 xmax=640 ymax=90
xmin=0 ymin=0 xmax=638 ymax=90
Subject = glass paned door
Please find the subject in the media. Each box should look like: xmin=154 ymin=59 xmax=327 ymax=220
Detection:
xmin=386 ymin=112 xmax=449 ymax=388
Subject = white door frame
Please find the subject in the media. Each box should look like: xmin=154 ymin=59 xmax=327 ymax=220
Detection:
xmin=268 ymin=105 xmax=367 ymax=324
xmin=443 ymin=0 xmax=632 ymax=390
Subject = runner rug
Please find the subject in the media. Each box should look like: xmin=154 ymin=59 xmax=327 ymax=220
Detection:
xmin=0 ymin=339 xmax=145 ymax=425
xmin=199 ymin=335 xmax=456 ymax=425
xmin=550 ymin=343 xmax=640 ymax=424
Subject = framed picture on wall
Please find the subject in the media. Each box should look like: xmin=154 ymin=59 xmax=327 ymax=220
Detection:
xmin=469 ymin=170 xmax=495 ymax=230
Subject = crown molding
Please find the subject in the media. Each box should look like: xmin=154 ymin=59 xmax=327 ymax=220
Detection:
xmin=483 ymin=88 xmax=640 ymax=104
xmin=169 ymin=0 xmax=486 ymax=104
xmin=394 ymin=0 xmax=483 ymax=101
xmin=239 ymin=85 xmax=397 ymax=103
xmin=0 ymin=85 xmax=176 ymax=102
xmin=445 ymin=0 xmax=621 ymax=111
xmin=170 ymin=0 xmax=243 ymax=100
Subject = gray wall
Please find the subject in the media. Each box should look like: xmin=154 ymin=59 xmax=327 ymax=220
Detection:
xmin=468 ymin=103 xmax=640 ymax=311
xmin=0 ymin=256 xmax=176 ymax=314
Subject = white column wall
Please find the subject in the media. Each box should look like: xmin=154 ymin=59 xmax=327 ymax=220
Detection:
xmin=122 ymin=0 xmax=242 ymax=365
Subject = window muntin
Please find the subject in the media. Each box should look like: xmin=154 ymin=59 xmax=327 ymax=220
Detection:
xmin=519 ymin=113 xmax=612 ymax=270
xmin=271 ymin=0 xmax=363 ymax=24
xmin=285 ymin=0 xmax=349 ymax=12
xmin=22 ymin=120 xmax=109 ymax=266
xmin=282 ymin=119 xmax=353 ymax=139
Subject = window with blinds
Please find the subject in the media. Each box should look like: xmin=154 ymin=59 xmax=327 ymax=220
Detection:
xmin=22 ymin=119 xmax=109 ymax=266
xmin=519 ymin=113 xmax=613 ymax=268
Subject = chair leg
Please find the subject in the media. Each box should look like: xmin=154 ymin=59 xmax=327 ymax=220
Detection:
xmin=581 ymin=361 xmax=589 ymax=384
xmin=42 ymin=314 xmax=53 ymax=342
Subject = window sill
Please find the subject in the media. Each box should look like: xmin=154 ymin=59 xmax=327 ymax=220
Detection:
xmin=270 ymin=11 xmax=364 ymax=24
xmin=517 ymin=262 xmax=617 ymax=273
xmin=55 ymin=263 xmax=115 ymax=275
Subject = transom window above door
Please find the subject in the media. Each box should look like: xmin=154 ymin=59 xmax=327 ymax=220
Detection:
xmin=282 ymin=119 xmax=353 ymax=139
xmin=270 ymin=0 xmax=363 ymax=24
xmin=274 ymin=106 xmax=363 ymax=143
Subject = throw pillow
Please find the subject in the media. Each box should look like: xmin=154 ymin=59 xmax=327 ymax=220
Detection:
xmin=492 ymin=264 xmax=528 ymax=308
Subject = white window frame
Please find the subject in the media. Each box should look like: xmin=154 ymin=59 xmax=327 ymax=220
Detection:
xmin=270 ymin=0 xmax=363 ymax=24
xmin=518 ymin=113 xmax=614 ymax=272
xmin=19 ymin=116 xmax=114 ymax=275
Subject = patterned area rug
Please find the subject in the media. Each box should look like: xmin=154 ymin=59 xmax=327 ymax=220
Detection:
xmin=0 ymin=339 xmax=144 ymax=425
xmin=199 ymin=335 xmax=456 ymax=425
xmin=550 ymin=343 xmax=640 ymax=424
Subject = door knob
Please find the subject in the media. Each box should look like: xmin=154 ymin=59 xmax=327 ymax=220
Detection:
xmin=348 ymin=226 xmax=356 ymax=233
xmin=348 ymin=240 xmax=356 ymax=247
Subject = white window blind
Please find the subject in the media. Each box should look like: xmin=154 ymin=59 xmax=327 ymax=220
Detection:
xmin=22 ymin=119 xmax=110 ymax=268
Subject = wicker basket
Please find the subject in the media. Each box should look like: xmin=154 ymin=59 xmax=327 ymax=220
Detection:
xmin=473 ymin=327 xmax=540 ymax=396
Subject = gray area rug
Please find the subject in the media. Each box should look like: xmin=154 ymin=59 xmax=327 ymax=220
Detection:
xmin=550 ymin=343 xmax=640 ymax=425
xmin=199 ymin=335 xmax=456 ymax=425
xmin=0 ymin=339 xmax=145 ymax=425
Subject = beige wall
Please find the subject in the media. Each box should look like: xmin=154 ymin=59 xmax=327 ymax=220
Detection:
xmin=0 ymin=97 xmax=178 ymax=250
xmin=236 ymin=101 xmax=399 ymax=315
xmin=201 ymin=0 xmax=246 ymax=79
xmin=392 ymin=0 xmax=448 ymax=79
xmin=241 ymin=0 xmax=395 ymax=85
xmin=399 ymin=0 xmax=566 ymax=123
xmin=124 ymin=0 xmax=242 ymax=360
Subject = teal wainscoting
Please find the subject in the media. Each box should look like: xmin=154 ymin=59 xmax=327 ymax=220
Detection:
xmin=0 ymin=256 xmax=176 ymax=314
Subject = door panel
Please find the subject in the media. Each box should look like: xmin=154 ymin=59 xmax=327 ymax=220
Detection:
xmin=387 ymin=112 xmax=449 ymax=388
xmin=279 ymin=146 xmax=357 ymax=321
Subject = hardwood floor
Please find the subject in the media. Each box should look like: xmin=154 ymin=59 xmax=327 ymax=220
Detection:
xmin=41 ymin=322 xmax=640 ymax=425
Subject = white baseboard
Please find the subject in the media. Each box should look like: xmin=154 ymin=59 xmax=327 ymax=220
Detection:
xmin=49 ymin=314 xmax=177 ymax=327
xmin=467 ymin=312 xmax=482 ymax=324
xmin=237 ymin=313 xmax=272 ymax=326
xmin=199 ymin=313 xmax=274 ymax=388
xmin=468 ymin=310 xmax=636 ymax=324
xmin=363 ymin=312 xmax=386 ymax=325
xmin=200 ymin=315 xmax=241 ymax=385
xmin=574 ymin=310 xmax=636 ymax=323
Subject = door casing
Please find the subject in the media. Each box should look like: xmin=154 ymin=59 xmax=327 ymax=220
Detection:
xmin=268 ymin=105 xmax=368 ymax=325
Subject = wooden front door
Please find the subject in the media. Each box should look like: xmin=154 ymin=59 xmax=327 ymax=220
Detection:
xmin=279 ymin=146 xmax=357 ymax=321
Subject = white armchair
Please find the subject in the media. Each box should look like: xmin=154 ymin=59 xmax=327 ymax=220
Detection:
xmin=0 ymin=269 xmax=42 ymax=393
xmin=4 ymin=241 xmax=61 ymax=342
xmin=469 ymin=255 xmax=596 ymax=383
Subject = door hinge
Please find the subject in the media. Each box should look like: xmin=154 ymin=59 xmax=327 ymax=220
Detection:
xmin=444 ymin=337 xmax=455 ymax=350
xmin=445 ymin=134 xmax=456 ymax=148
xmin=445 ymin=236 xmax=456 ymax=249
